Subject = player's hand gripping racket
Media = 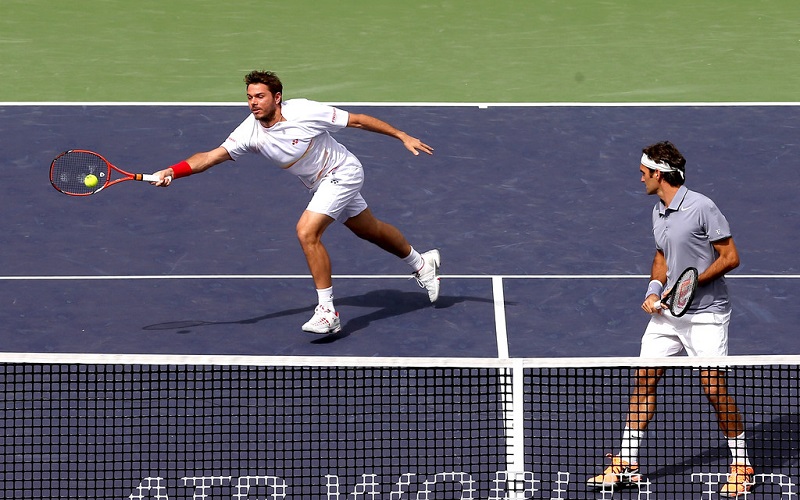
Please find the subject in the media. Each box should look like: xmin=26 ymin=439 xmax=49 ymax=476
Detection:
xmin=654 ymin=267 xmax=699 ymax=317
xmin=50 ymin=149 xmax=167 ymax=196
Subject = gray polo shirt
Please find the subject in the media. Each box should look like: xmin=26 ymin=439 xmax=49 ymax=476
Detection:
xmin=652 ymin=185 xmax=732 ymax=314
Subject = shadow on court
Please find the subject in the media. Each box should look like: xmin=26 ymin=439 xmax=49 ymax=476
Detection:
xmin=749 ymin=413 xmax=800 ymax=472
xmin=143 ymin=289 xmax=506 ymax=343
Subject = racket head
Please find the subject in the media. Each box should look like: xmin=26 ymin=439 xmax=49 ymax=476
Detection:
xmin=50 ymin=149 xmax=112 ymax=196
xmin=668 ymin=266 xmax=699 ymax=317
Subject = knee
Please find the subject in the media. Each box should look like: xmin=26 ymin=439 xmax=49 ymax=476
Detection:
xmin=700 ymin=372 xmax=728 ymax=400
xmin=296 ymin=222 xmax=320 ymax=247
xmin=702 ymin=384 xmax=725 ymax=404
xmin=632 ymin=368 xmax=663 ymax=395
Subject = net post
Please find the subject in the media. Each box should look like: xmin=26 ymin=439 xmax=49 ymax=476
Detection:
xmin=502 ymin=358 xmax=528 ymax=498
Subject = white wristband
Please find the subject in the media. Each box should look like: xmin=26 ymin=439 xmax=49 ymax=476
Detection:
xmin=645 ymin=279 xmax=663 ymax=299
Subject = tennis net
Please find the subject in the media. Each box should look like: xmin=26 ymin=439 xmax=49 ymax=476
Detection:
xmin=0 ymin=353 xmax=797 ymax=499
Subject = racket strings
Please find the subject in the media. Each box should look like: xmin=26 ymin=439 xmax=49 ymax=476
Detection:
xmin=671 ymin=270 xmax=698 ymax=315
xmin=675 ymin=279 xmax=693 ymax=307
xmin=50 ymin=151 xmax=109 ymax=195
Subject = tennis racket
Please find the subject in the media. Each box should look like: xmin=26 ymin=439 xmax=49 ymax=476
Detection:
xmin=50 ymin=149 xmax=166 ymax=196
xmin=654 ymin=266 xmax=698 ymax=317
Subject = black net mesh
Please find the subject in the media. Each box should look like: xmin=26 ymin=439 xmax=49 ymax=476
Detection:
xmin=0 ymin=363 xmax=509 ymax=499
xmin=524 ymin=362 xmax=799 ymax=499
xmin=1 ymin=358 xmax=797 ymax=499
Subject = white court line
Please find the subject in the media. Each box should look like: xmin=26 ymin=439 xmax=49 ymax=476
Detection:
xmin=0 ymin=274 xmax=797 ymax=280
xmin=4 ymin=273 xmax=793 ymax=363
xmin=0 ymin=351 xmax=796 ymax=367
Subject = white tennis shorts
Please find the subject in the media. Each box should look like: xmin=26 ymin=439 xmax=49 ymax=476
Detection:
xmin=640 ymin=309 xmax=732 ymax=357
xmin=306 ymin=162 xmax=368 ymax=222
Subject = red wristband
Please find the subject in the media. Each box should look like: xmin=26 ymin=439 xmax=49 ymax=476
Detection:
xmin=170 ymin=160 xmax=193 ymax=179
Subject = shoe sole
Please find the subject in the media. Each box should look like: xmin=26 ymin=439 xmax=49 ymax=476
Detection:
xmin=720 ymin=482 xmax=754 ymax=497
xmin=587 ymin=480 xmax=640 ymax=489
xmin=586 ymin=474 xmax=641 ymax=489
xmin=302 ymin=320 xmax=342 ymax=334
xmin=428 ymin=249 xmax=441 ymax=303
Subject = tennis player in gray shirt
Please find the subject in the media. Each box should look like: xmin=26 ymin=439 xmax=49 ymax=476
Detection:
xmin=588 ymin=141 xmax=753 ymax=497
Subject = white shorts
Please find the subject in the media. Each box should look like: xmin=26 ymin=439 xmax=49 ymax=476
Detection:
xmin=640 ymin=309 xmax=731 ymax=358
xmin=306 ymin=162 xmax=368 ymax=222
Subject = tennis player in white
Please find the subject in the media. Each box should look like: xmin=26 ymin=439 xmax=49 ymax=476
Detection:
xmin=151 ymin=70 xmax=440 ymax=334
xmin=588 ymin=141 xmax=753 ymax=497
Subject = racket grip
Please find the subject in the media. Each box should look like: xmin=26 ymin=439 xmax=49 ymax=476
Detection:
xmin=653 ymin=300 xmax=662 ymax=308
xmin=138 ymin=174 xmax=172 ymax=183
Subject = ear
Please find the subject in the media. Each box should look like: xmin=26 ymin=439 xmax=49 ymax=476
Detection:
xmin=275 ymin=92 xmax=282 ymax=104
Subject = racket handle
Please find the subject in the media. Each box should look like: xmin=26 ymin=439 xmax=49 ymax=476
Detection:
xmin=136 ymin=174 xmax=172 ymax=183
xmin=653 ymin=299 xmax=662 ymax=308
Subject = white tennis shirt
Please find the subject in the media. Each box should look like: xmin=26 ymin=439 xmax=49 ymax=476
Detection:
xmin=221 ymin=98 xmax=357 ymax=190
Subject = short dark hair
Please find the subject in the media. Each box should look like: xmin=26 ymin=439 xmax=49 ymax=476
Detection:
xmin=642 ymin=141 xmax=686 ymax=186
xmin=244 ymin=70 xmax=283 ymax=96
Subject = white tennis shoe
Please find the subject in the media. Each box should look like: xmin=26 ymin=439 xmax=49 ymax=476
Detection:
xmin=302 ymin=305 xmax=341 ymax=334
xmin=413 ymin=249 xmax=441 ymax=303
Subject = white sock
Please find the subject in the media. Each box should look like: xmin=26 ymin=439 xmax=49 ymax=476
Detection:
xmin=727 ymin=432 xmax=751 ymax=466
xmin=316 ymin=286 xmax=334 ymax=310
xmin=402 ymin=247 xmax=424 ymax=272
xmin=619 ymin=426 xmax=644 ymax=465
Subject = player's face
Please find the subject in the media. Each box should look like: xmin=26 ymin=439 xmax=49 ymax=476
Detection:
xmin=247 ymin=83 xmax=282 ymax=125
xmin=640 ymin=165 xmax=659 ymax=195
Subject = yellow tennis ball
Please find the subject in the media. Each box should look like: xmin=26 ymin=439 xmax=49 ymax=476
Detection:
xmin=84 ymin=174 xmax=99 ymax=188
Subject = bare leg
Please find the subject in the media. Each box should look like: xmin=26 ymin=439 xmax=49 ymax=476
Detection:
xmin=700 ymin=369 xmax=745 ymax=438
xmin=296 ymin=210 xmax=336 ymax=289
xmin=343 ymin=208 xmax=412 ymax=258
xmin=585 ymin=368 xmax=663 ymax=487
xmin=626 ymin=367 xmax=664 ymax=431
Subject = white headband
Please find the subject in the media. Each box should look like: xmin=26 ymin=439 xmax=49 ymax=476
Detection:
xmin=641 ymin=153 xmax=684 ymax=179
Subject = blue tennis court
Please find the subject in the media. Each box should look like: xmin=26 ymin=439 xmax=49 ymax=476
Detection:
xmin=1 ymin=104 xmax=798 ymax=356
xmin=1 ymin=104 xmax=799 ymax=499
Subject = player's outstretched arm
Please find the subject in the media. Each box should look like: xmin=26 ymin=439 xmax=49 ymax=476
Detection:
xmin=152 ymin=147 xmax=232 ymax=186
xmin=347 ymin=113 xmax=433 ymax=156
